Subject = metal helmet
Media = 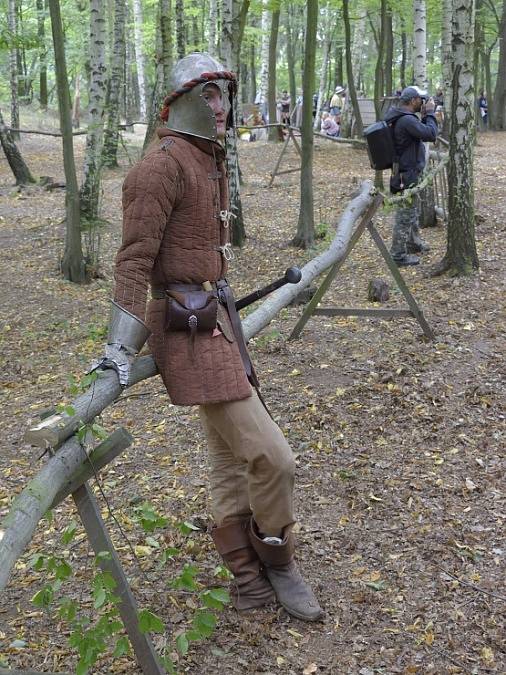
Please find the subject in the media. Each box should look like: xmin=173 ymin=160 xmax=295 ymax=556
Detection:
xmin=161 ymin=52 xmax=236 ymax=142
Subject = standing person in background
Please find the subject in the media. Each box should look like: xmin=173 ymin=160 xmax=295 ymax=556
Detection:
xmin=330 ymin=86 xmax=345 ymax=122
xmin=93 ymin=52 xmax=322 ymax=622
xmin=383 ymin=86 xmax=438 ymax=267
xmin=478 ymin=91 xmax=488 ymax=130
xmin=279 ymin=91 xmax=291 ymax=125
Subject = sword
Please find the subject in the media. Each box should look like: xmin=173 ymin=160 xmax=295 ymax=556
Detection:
xmin=235 ymin=267 xmax=302 ymax=311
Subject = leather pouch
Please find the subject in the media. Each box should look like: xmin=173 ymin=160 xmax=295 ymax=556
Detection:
xmin=165 ymin=290 xmax=218 ymax=333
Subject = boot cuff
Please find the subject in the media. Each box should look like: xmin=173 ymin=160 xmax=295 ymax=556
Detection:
xmin=248 ymin=519 xmax=295 ymax=566
xmin=210 ymin=519 xmax=250 ymax=556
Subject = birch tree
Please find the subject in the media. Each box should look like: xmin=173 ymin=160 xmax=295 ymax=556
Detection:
xmin=413 ymin=0 xmax=428 ymax=89
xmin=8 ymin=0 xmax=20 ymax=139
xmin=209 ymin=0 xmax=218 ymax=53
xmin=258 ymin=5 xmax=270 ymax=118
xmin=102 ymin=0 xmax=126 ymax=168
xmin=132 ymin=0 xmax=147 ymax=120
xmin=434 ymin=0 xmax=478 ymax=276
xmin=80 ymin=0 xmax=107 ymax=222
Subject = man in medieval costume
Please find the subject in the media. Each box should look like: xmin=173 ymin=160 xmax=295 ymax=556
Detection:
xmin=96 ymin=53 xmax=322 ymax=622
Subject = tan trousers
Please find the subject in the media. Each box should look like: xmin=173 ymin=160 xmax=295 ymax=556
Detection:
xmin=199 ymin=389 xmax=295 ymax=536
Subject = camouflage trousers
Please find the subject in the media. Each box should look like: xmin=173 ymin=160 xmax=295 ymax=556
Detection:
xmin=391 ymin=195 xmax=423 ymax=258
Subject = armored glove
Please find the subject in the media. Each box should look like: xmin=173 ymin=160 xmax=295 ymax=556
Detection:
xmin=91 ymin=301 xmax=150 ymax=387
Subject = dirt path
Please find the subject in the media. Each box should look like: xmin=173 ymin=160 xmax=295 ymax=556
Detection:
xmin=0 ymin=129 xmax=505 ymax=674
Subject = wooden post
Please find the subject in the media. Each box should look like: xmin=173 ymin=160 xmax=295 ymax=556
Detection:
xmin=72 ymin=483 xmax=166 ymax=675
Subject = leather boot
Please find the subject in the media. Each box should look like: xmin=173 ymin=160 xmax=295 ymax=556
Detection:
xmin=211 ymin=520 xmax=276 ymax=610
xmin=248 ymin=520 xmax=323 ymax=622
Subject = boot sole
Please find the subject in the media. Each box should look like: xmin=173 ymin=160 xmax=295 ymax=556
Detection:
xmin=279 ymin=602 xmax=323 ymax=622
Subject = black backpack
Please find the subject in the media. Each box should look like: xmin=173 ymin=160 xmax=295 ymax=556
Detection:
xmin=363 ymin=118 xmax=400 ymax=171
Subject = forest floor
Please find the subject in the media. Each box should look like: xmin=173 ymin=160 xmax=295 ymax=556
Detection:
xmin=0 ymin=120 xmax=505 ymax=675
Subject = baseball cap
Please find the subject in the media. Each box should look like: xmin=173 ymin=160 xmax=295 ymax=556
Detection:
xmin=400 ymin=85 xmax=427 ymax=101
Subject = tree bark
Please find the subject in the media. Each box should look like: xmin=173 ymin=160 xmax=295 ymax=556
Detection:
xmin=48 ymin=0 xmax=87 ymax=283
xmin=342 ymin=0 xmax=363 ymax=137
xmin=268 ymin=5 xmax=281 ymax=141
xmin=286 ymin=4 xmax=297 ymax=112
xmin=400 ymin=24 xmax=407 ymax=88
xmin=209 ymin=0 xmax=218 ymax=53
xmin=491 ymin=0 xmax=506 ymax=129
xmin=0 ymin=108 xmax=36 ymax=185
xmin=175 ymin=0 xmax=185 ymax=59
xmin=102 ymin=0 xmax=126 ymax=168
xmin=292 ymin=0 xmax=317 ymax=249
xmin=413 ymin=0 xmax=428 ymax=89
xmin=373 ymin=0 xmax=387 ymax=119
xmin=36 ymin=0 xmax=48 ymax=111
xmin=258 ymin=6 xmax=270 ymax=120
xmin=314 ymin=6 xmax=333 ymax=131
xmin=80 ymin=0 xmax=107 ymax=222
xmin=8 ymin=0 xmax=20 ymax=140
xmin=437 ymin=0 xmax=479 ymax=275
xmin=384 ymin=5 xmax=393 ymax=96
xmin=132 ymin=0 xmax=147 ymax=120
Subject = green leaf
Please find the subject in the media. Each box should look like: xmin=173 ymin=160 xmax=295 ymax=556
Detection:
xmin=31 ymin=586 xmax=53 ymax=608
xmin=58 ymin=598 xmax=77 ymax=621
xmin=177 ymin=520 xmax=200 ymax=535
xmin=176 ymin=632 xmax=189 ymax=655
xmin=185 ymin=629 xmax=202 ymax=642
xmin=113 ymin=636 xmax=130 ymax=657
xmin=209 ymin=588 xmax=230 ymax=604
xmin=137 ymin=609 xmax=165 ymax=634
xmin=76 ymin=659 xmax=89 ymax=675
xmin=145 ymin=536 xmax=160 ymax=548
xmin=55 ymin=560 xmax=73 ymax=581
xmin=93 ymin=587 xmax=107 ymax=609
xmin=28 ymin=553 xmax=46 ymax=571
xmin=192 ymin=610 xmax=216 ymax=638
xmin=95 ymin=551 xmax=112 ymax=563
xmin=61 ymin=520 xmax=78 ymax=545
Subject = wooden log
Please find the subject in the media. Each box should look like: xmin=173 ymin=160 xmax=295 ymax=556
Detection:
xmin=25 ymin=356 xmax=157 ymax=449
xmin=0 ymin=429 xmax=132 ymax=591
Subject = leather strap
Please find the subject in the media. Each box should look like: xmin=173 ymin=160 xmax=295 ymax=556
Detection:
xmin=215 ymin=280 xmax=259 ymax=388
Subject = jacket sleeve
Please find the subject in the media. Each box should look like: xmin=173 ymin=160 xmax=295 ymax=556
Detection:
xmin=113 ymin=150 xmax=183 ymax=322
xmin=404 ymin=114 xmax=438 ymax=142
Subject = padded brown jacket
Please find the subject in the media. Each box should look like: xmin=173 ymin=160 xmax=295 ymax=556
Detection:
xmin=113 ymin=128 xmax=251 ymax=406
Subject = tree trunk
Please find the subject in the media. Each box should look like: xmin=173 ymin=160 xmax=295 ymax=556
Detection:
xmin=143 ymin=0 xmax=172 ymax=150
xmin=438 ymin=0 xmax=479 ymax=275
xmin=37 ymin=0 xmax=48 ymax=111
xmin=209 ymin=0 xmax=218 ymax=53
xmin=258 ymin=6 xmax=270 ymax=119
xmin=132 ymin=0 xmax=147 ymax=120
xmin=342 ymin=0 xmax=363 ymax=137
xmin=491 ymin=0 xmax=506 ymax=129
xmin=286 ymin=4 xmax=297 ymax=113
xmin=373 ymin=0 xmax=387 ymax=119
xmin=413 ymin=0 xmax=428 ymax=89
xmin=8 ymin=0 xmax=20 ymax=140
xmin=0 ymin=108 xmax=35 ymax=185
xmin=102 ymin=0 xmax=126 ymax=168
xmin=80 ymin=0 xmax=107 ymax=222
xmin=384 ymin=6 xmax=393 ymax=96
xmin=72 ymin=73 xmax=80 ymax=129
xmin=268 ymin=6 xmax=281 ymax=140
xmin=48 ymin=0 xmax=87 ymax=283
xmin=292 ymin=0 xmax=317 ymax=249
xmin=249 ymin=42 xmax=257 ymax=103
xmin=400 ymin=25 xmax=407 ymax=88
xmin=314 ymin=7 xmax=332 ymax=131
xmin=175 ymin=0 xmax=185 ymax=59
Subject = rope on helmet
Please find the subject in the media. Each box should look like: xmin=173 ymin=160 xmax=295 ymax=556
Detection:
xmin=160 ymin=71 xmax=237 ymax=122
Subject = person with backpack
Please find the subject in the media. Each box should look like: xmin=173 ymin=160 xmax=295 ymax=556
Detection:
xmin=383 ymin=86 xmax=438 ymax=266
